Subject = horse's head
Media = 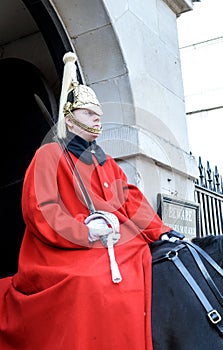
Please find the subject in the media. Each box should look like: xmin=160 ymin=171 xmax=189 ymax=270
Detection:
xmin=192 ymin=235 xmax=223 ymax=268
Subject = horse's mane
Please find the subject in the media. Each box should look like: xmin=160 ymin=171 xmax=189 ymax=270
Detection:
xmin=191 ymin=235 xmax=223 ymax=268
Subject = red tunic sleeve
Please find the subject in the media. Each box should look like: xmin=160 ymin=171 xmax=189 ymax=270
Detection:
xmin=106 ymin=158 xmax=172 ymax=243
xmin=21 ymin=142 xmax=90 ymax=248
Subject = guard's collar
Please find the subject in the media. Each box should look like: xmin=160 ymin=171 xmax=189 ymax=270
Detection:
xmin=65 ymin=132 xmax=106 ymax=165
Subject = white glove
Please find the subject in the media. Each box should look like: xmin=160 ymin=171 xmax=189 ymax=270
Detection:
xmin=161 ymin=230 xmax=185 ymax=243
xmin=86 ymin=217 xmax=112 ymax=242
xmin=85 ymin=212 xmax=122 ymax=283
xmin=85 ymin=211 xmax=120 ymax=246
xmin=161 ymin=234 xmax=179 ymax=243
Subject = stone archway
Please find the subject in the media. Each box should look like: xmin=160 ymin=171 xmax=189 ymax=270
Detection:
xmin=51 ymin=0 xmax=134 ymax=124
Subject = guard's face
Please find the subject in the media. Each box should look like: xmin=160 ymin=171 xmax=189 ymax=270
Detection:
xmin=74 ymin=108 xmax=102 ymax=132
xmin=65 ymin=108 xmax=102 ymax=141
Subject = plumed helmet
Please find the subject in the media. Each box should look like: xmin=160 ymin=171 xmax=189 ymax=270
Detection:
xmin=57 ymin=52 xmax=103 ymax=139
xmin=64 ymin=82 xmax=103 ymax=117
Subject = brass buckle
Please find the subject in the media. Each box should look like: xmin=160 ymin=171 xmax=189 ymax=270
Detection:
xmin=207 ymin=309 xmax=222 ymax=324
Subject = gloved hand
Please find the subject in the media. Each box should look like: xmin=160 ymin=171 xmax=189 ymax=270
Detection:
xmin=85 ymin=211 xmax=120 ymax=246
xmin=160 ymin=230 xmax=185 ymax=243
xmin=85 ymin=217 xmax=112 ymax=242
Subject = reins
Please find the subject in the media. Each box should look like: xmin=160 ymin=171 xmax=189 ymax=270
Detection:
xmin=184 ymin=241 xmax=223 ymax=306
xmin=152 ymin=240 xmax=223 ymax=337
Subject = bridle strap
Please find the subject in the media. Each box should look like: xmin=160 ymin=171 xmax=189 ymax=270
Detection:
xmin=184 ymin=241 xmax=223 ymax=277
xmin=171 ymin=253 xmax=223 ymax=337
xmin=152 ymin=243 xmax=185 ymax=264
xmin=152 ymin=241 xmax=223 ymax=337
xmin=184 ymin=242 xmax=223 ymax=306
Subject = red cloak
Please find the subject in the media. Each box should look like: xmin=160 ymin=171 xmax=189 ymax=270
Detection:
xmin=0 ymin=142 xmax=171 ymax=349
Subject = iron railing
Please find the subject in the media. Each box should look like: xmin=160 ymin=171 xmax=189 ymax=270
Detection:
xmin=195 ymin=157 xmax=223 ymax=237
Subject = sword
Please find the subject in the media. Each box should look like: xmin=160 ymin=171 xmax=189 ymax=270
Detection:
xmin=34 ymin=94 xmax=95 ymax=214
xmin=34 ymin=94 xmax=122 ymax=283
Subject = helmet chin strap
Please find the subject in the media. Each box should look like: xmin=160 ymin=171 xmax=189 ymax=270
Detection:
xmin=68 ymin=111 xmax=102 ymax=135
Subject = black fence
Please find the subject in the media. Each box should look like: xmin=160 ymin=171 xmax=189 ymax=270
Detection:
xmin=195 ymin=157 xmax=223 ymax=236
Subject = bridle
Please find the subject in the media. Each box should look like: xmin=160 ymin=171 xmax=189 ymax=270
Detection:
xmin=152 ymin=240 xmax=223 ymax=336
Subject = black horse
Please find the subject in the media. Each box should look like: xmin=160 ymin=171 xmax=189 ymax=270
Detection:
xmin=150 ymin=235 xmax=223 ymax=350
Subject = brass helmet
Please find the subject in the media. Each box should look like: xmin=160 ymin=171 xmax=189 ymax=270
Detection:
xmin=57 ymin=52 xmax=103 ymax=139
